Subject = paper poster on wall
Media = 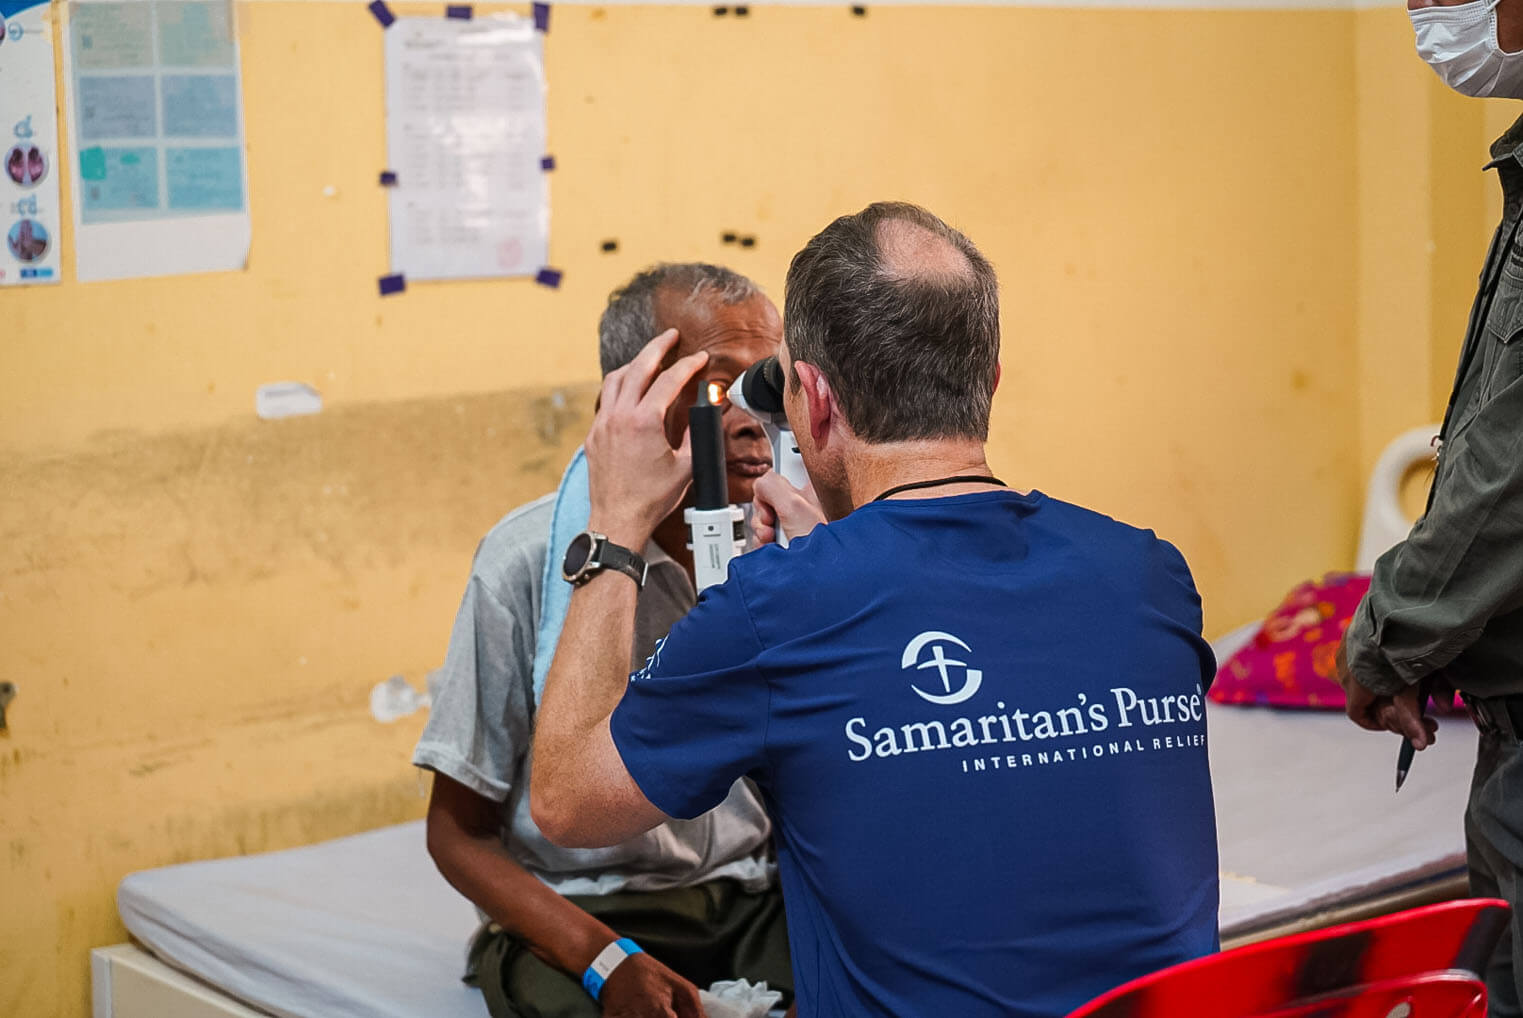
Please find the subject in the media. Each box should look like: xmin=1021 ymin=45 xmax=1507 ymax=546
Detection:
xmin=384 ymin=16 xmax=549 ymax=281
xmin=61 ymin=0 xmax=251 ymax=282
xmin=0 ymin=0 xmax=64 ymax=286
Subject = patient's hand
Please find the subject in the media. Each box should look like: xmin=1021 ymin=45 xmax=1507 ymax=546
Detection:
xmin=599 ymin=952 xmax=706 ymax=1018
xmin=752 ymin=469 xmax=825 ymax=546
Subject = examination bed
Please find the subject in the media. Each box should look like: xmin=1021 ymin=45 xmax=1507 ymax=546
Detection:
xmin=94 ymin=426 xmax=1473 ymax=1018
xmin=92 ymin=665 xmax=1480 ymax=1018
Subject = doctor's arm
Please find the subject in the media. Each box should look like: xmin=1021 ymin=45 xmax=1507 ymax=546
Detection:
xmin=531 ymin=331 xmax=710 ymax=848
xmin=531 ymin=570 xmax=671 ymax=847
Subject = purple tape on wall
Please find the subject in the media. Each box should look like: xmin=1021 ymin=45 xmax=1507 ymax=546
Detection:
xmin=540 ymin=155 xmax=556 ymax=171
xmin=369 ymin=0 xmax=396 ymax=27
xmin=379 ymin=273 xmax=406 ymax=296
xmin=446 ymin=4 xmax=472 ymax=18
xmin=379 ymin=170 xmax=398 ymax=186
xmin=535 ymin=267 xmax=563 ymax=289
xmin=532 ymin=2 xmax=550 ymax=31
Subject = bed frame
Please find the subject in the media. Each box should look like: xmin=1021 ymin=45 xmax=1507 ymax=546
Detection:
xmin=92 ymin=943 xmax=272 ymax=1018
xmin=1220 ymin=871 xmax=1470 ymax=950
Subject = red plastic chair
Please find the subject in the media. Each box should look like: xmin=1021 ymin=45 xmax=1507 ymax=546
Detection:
xmin=1068 ymin=898 xmax=1511 ymax=1018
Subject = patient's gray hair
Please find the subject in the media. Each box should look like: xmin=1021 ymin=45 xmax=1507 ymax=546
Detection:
xmin=599 ymin=263 xmax=762 ymax=376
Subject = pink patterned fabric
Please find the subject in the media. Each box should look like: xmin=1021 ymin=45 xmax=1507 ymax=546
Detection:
xmin=1210 ymin=573 xmax=1369 ymax=709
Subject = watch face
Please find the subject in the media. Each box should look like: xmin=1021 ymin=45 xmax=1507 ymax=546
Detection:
xmin=563 ymin=533 xmax=595 ymax=578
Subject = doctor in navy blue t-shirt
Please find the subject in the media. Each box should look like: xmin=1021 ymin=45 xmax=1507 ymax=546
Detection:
xmin=532 ymin=202 xmax=1220 ymax=1018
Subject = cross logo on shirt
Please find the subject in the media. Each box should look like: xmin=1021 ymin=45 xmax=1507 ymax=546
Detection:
xmin=902 ymin=631 xmax=984 ymax=706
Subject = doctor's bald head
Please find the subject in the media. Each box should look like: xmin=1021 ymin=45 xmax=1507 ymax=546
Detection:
xmin=783 ymin=202 xmax=1000 ymax=443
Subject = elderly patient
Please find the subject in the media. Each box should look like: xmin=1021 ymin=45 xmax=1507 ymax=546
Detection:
xmin=415 ymin=264 xmax=792 ymax=1018
xmin=530 ymin=203 xmax=1221 ymax=1017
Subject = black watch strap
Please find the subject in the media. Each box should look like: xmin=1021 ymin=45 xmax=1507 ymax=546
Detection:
xmin=592 ymin=539 xmax=648 ymax=588
xmin=562 ymin=531 xmax=648 ymax=589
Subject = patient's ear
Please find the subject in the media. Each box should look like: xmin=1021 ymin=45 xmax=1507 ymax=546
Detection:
xmin=993 ymin=363 xmax=1002 ymax=394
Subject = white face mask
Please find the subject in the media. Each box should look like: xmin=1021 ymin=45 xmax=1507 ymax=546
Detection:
xmin=1411 ymin=0 xmax=1523 ymax=98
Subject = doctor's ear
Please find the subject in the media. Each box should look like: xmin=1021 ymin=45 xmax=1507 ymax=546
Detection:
xmin=994 ymin=363 xmax=1002 ymax=393
xmin=792 ymin=360 xmax=826 ymax=398
xmin=793 ymin=360 xmax=838 ymax=443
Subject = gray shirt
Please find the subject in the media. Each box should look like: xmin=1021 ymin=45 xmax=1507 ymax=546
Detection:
xmin=413 ymin=494 xmax=774 ymax=895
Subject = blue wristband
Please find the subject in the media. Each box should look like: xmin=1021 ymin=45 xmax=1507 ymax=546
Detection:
xmin=582 ymin=938 xmax=643 ymax=1000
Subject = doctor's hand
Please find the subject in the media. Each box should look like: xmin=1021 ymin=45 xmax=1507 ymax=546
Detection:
xmin=586 ymin=329 xmax=710 ymax=551
xmin=598 ymin=952 xmax=707 ymax=1018
xmin=752 ymin=469 xmax=826 ymax=546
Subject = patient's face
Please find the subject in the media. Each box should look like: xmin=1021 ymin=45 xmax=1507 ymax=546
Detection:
xmin=652 ymin=288 xmax=779 ymax=504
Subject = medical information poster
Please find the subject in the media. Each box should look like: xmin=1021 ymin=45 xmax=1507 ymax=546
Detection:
xmin=62 ymin=0 xmax=251 ymax=282
xmin=0 ymin=0 xmax=63 ymax=286
xmin=384 ymin=16 xmax=548 ymax=281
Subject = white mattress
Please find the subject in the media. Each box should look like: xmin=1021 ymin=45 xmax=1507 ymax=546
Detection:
xmin=118 ymin=822 xmax=488 ymax=1018
xmin=118 ymin=630 xmax=1480 ymax=1017
xmin=1209 ymin=622 xmax=1477 ymax=936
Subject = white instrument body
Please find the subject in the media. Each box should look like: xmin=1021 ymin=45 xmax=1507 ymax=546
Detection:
xmin=685 ymin=505 xmax=746 ymax=591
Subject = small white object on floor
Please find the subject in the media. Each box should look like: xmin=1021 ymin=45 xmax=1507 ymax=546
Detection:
xmin=699 ymin=979 xmax=784 ymax=1018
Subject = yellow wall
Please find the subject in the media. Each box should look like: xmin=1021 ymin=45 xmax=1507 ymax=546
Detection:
xmin=0 ymin=3 xmax=1504 ymax=1015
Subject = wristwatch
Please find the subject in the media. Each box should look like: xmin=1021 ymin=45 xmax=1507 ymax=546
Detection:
xmin=561 ymin=531 xmax=648 ymax=588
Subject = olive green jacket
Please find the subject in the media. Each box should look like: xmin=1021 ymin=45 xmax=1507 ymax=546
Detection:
xmin=1347 ymin=115 xmax=1523 ymax=699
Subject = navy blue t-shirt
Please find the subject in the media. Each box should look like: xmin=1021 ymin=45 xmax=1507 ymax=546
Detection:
xmin=610 ymin=491 xmax=1220 ymax=1017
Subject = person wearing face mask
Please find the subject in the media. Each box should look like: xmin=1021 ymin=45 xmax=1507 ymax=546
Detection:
xmin=1337 ymin=3 xmax=1523 ymax=1014
xmin=1409 ymin=0 xmax=1523 ymax=94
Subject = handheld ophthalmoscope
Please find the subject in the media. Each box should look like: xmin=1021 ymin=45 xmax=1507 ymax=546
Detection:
xmin=727 ymin=356 xmax=808 ymax=547
xmin=685 ymin=381 xmax=746 ymax=592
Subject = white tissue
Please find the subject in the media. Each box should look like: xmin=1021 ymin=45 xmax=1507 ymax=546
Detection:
xmin=698 ymin=979 xmax=784 ymax=1018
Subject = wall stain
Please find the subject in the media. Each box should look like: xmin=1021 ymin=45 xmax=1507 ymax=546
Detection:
xmin=0 ymin=382 xmax=598 ymax=1018
xmin=0 ymin=383 xmax=596 ymax=599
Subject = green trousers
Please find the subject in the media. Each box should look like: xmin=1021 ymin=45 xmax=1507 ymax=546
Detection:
xmin=1468 ymin=730 xmax=1523 ymax=1017
xmin=468 ymin=879 xmax=793 ymax=1018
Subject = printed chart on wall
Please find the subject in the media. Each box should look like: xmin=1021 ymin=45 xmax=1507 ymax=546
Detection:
xmin=62 ymin=0 xmax=250 ymax=282
xmin=385 ymin=15 xmax=548 ymax=281
xmin=0 ymin=0 xmax=63 ymax=286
